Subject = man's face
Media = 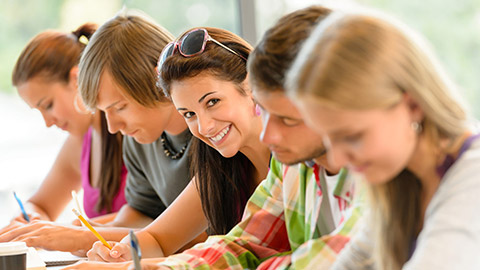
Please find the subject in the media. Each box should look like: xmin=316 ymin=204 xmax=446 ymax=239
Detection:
xmin=254 ymin=89 xmax=327 ymax=165
xmin=96 ymin=71 xmax=172 ymax=144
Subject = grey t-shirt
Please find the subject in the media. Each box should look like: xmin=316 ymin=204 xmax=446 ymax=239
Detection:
xmin=123 ymin=128 xmax=192 ymax=219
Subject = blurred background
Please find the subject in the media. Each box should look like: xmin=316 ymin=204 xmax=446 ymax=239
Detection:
xmin=1 ymin=0 xmax=479 ymax=225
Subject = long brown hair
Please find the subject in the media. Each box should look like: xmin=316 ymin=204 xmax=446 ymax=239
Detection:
xmin=159 ymin=27 xmax=255 ymax=234
xmin=12 ymin=23 xmax=124 ymax=213
xmin=288 ymin=12 xmax=467 ymax=269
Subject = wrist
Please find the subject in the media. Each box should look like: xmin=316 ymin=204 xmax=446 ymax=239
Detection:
xmin=81 ymin=228 xmax=101 ymax=250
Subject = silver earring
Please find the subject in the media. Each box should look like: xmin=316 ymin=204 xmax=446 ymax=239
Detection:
xmin=411 ymin=122 xmax=422 ymax=133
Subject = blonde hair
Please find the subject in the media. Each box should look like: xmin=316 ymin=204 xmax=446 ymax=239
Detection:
xmin=287 ymin=11 xmax=468 ymax=270
xmin=79 ymin=13 xmax=174 ymax=110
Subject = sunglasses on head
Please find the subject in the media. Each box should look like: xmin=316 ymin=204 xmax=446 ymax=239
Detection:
xmin=157 ymin=28 xmax=247 ymax=69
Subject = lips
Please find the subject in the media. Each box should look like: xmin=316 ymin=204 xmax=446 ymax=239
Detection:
xmin=209 ymin=125 xmax=230 ymax=143
xmin=122 ymin=129 xmax=138 ymax=136
xmin=269 ymin=146 xmax=287 ymax=154
xmin=57 ymin=123 xmax=68 ymax=131
xmin=350 ymin=163 xmax=369 ymax=173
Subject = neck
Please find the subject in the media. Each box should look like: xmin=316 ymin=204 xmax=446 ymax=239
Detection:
xmin=90 ymin=111 xmax=102 ymax=134
xmin=163 ymin=103 xmax=188 ymax=136
xmin=407 ymin=131 xmax=471 ymax=207
xmin=239 ymin=119 xmax=271 ymax=185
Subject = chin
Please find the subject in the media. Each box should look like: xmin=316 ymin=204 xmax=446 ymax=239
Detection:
xmin=272 ymin=153 xmax=298 ymax=166
xmin=364 ymin=171 xmax=392 ymax=185
xmin=217 ymin=148 xmax=238 ymax=158
xmin=133 ymin=135 xmax=155 ymax=144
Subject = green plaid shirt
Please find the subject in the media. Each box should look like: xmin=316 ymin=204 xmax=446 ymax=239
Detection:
xmin=158 ymin=158 xmax=363 ymax=269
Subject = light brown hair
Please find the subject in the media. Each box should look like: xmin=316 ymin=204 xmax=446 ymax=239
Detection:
xmin=247 ymin=6 xmax=331 ymax=93
xmin=79 ymin=14 xmax=174 ymax=109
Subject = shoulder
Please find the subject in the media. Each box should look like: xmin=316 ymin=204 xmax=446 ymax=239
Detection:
xmin=62 ymin=133 xmax=85 ymax=151
xmin=442 ymin=138 xmax=480 ymax=190
xmin=123 ymin=135 xmax=161 ymax=154
xmin=427 ymin=138 xmax=480 ymax=217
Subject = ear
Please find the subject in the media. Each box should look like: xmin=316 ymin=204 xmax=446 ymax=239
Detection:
xmin=403 ymin=93 xmax=424 ymax=123
xmin=242 ymin=74 xmax=252 ymax=96
xmin=69 ymin=66 xmax=79 ymax=88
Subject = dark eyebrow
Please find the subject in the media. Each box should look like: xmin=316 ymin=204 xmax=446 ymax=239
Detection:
xmin=198 ymin=91 xmax=216 ymax=103
xmin=177 ymin=91 xmax=218 ymax=112
xmin=104 ymin=100 xmax=121 ymax=110
xmin=36 ymin=97 xmax=46 ymax=108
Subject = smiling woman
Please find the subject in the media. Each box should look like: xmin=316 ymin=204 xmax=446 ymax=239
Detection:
xmin=159 ymin=27 xmax=270 ymax=235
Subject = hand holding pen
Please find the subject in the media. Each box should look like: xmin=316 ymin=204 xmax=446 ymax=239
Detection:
xmin=130 ymin=230 xmax=142 ymax=270
xmin=13 ymin=191 xmax=30 ymax=222
xmin=72 ymin=209 xmax=112 ymax=249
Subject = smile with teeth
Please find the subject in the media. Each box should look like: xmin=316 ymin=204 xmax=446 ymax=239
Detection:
xmin=209 ymin=125 xmax=230 ymax=143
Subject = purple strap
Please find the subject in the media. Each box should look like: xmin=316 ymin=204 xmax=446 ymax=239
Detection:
xmin=410 ymin=133 xmax=480 ymax=259
xmin=436 ymin=133 xmax=480 ymax=178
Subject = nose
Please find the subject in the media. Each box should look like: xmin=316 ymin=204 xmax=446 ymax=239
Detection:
xmin=197 ymin=113 xmax=215 ymax=136
xmin=40 ymin=111 xmax=55 ymax=128
xmin=324 ymin=138 xmax=350 ymax=169
xmin=259 ymin=113 xmax=280 ymax=145
xmin=104 ymin=112 xmax=122 ymax=134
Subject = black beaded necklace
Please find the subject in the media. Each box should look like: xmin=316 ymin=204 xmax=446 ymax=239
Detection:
xmin=160 ymin=132 xmax=188 ymax=160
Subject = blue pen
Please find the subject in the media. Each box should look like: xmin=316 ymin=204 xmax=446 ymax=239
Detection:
xmin=13 ymin=192 xmax=30 ymax=222
xmin=129 ymin=230 xmax=141 ymax=270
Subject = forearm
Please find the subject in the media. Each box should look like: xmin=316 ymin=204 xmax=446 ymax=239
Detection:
xmin=104 ymin=205 xmax=154 ymax=228
xmin=89 ymin=212 xmax=118 ymax=225
xmin=66 ymin=227 xmax=132 ymax=252
xmin=153 ymin=235 xmax=264 ymax=269
xmin=23 ymin=201 xmax=52 ymax=220
xmin=122 ymin=230 xmax=165 ymax=258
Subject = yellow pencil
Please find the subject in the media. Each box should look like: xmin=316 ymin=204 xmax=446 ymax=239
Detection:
xmin=72 ymin=209 xmax=112 ymax=249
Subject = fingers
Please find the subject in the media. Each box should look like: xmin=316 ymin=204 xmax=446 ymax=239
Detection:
xmin=71 ymin=219 xmax=82 ymax=227
xmin=9 ymin=223 xmax=81 ymax=252
xmin=11 ymin=228 xmax=59 ymax=250
xmin=0 ymin=220 xmax=23 ymax=236
xmin=0 ymin=221 xmax=44 ymax=242
xmin=87 ymin=241 xmax=126 ymax=262
xmin=12 ymin=212 xmax=42 ymax=223
xmin=110 ymin=243 xmax=132 ymax=260
xmin=12 ymin=215 xmax=29 ymax=224
xmin=71 ymin=249 xmax=87 ymax=257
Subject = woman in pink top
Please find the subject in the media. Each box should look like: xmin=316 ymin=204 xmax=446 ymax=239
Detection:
xmin=81 ymin=127 xmax=127 ymax=218
xmin=0 ymin=23 xmax=127 ymax=254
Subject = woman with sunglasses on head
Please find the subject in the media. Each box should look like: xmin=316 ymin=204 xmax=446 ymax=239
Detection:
xmin=69 ymin=27 xmax=271 ymax=269
xmin=287 ymin=9 xmax=480 ymax=270
xmin=0 ymin=23 xmax=127 ymax=254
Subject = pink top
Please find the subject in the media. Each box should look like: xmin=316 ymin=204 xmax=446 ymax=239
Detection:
xmin=81 ymin=128 xmax=127 ymax=218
